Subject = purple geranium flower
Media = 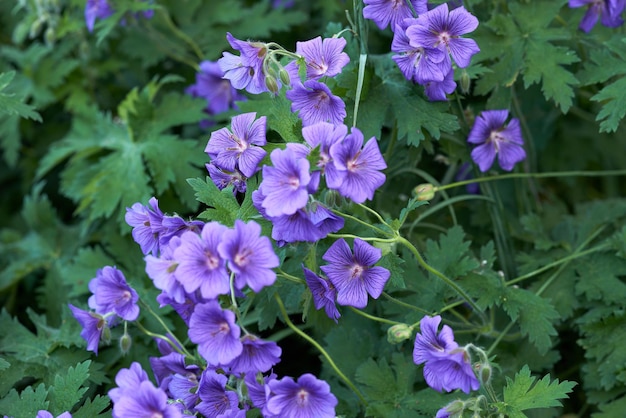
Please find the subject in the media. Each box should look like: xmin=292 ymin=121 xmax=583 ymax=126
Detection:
xmin=226 ymin=334 xmax=282 ymax=375
xmin=188 ymin=300 xmax=243 ymax=366
xmin=168 ymin=373 xmax=200 ymax=411
xmin=112 ymin=380 xmax=181 ymax=418
xmin=173 ymin=222 xmax=230 ymax=300
xmin=320 ymin=238 xmax=390 ymax=309
xmin=219 ymin=33 xmax=269 ymax=94
xmin=424 ymin=67 xmax=457 ymax=101
xmin=266 ymin=374 xmax=338 ymax=418
xmin=413 ymin=315 xmax=480 ymax=394
xmin=218 ymin=220 xmax=279 ymax=292
xmin=108 ymin=362 xmax=150 ymax=403
xmin=36 ymin=412 xmax=71 ymax=418
xmin=406 ymin=3 xmax=480 ymax=68
xmin=258 ymin=146 xmax=312 ymax=217
xmin=186 ymin=60 xmax=245 ymax=128
xmin=467 ymin=109 xmax=526 ymax=172
xmin=205 ymin=112 xmax=267 ymax=178
xmin=294 ymin=36 xmax=350 ymax=80
xmin=145 ymin=236 xmax=186 ymax=304
xmin=363 ymin=0 xmax=428 ymax=31
xmin=301 ymin=122 xmax=347 ymax=186
xmin=329 ymin=127 xmax=387 ymax=203
xmin=303 ymin=267 xmax=341 ymax=323
xmin=569 ymin=0 xmax=626 ymax=32
xmin=68 ymin=304 xmax=109 ymax=355
xmin=88 ymin=266 xmax=139 ymax=321
xmin=195 ymin=370 xmax=241 ymax=417
xmin=206 ymin=163 xmax=247 ymax=194
xmin=286 ymin=80 xmax=346 ymax=126
xmin=85 ymin=0 xmax=113 ymax=32
xmin=245 ymin=373 xmax=276 ymax=416
xmin=150 ymin=351 xmax=201 ymax=392
xmin=125 ymin=197 xmax=164 ymax=256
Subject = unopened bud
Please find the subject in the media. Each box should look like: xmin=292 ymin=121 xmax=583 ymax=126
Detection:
xmin=278 ymin=67 xmax=291 ymax=86
xmin=119 ymin=333 xmax=132 ymax=355
xmin=29 ymin=17 xmax=45 ymax=39
xmin=478 ymin=363 xmax=492 ymax=386
xmin=323 ymin=189 xmax=343 ymax=208
xmin=413 ymin=183 xmax=435 ymax=201
xmin=460 ymin=70 xmax=471 ymax=95
xmin=44 ymin=27 xmax=55 ymax=45
xmin=387 ymin=324 xmax=413 ymax=344
xmin=101 ymin=325 xmax=112 ymax=344
xmin=265 ymin=75 xmax=279 ymax=94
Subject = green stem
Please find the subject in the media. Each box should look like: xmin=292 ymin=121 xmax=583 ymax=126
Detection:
xmin=138 ymin=299 xmax=194 ymax=358
xmin=435 ymin=169 xmax=626 ymax=192
xmin=158 ymin=8 xmax=203 ymax=60
xmin=327 ymin=233 xmax=397 ymax=243
xmin=397 ymin=237 xmax=485 ymax=319
xmin=348 ymin=307 xmax=402 ymax=325
xmin=274 ymin=294 xmax=368 ymax=406
xmin=357 ymin=203 xmax=390 ymax=227
xmin=277 ymin=269 xmax=306 ymax=285
xmin=381 ymin=292 xmax=433 ymax=315
xmin=331 ymin=209 xmax=392 ymax=237
xmin=134 ymin=321 xmax=195 ymax=360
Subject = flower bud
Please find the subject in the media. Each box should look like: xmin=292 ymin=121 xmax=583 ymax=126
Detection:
xmin=44 ymin=27 xmax=56 ymax=45
xmin=119 ymin=333 xmax=132 ymax=355
xmin=265 ymin=75 xmax=279 ymax=94
xmin=323 ymin=189 xmax=343 ymax=208
xmin=478 ymin=362 xmax=492 ymax=386
xmin=439 ymin=400 xmax=465 ymax=418
xmin=460 ymin=69 xmax=471 ymax=95
xmin=387 ymin=324 xmax=413 ymax=344
xmin=278 ymin=67 xmax=291 ymax=86
xmin=101 ymin=324 xmax=112 ymax=344
xmin=413 ymin=183 xmax=435 ymax=201
xmin=29 ymin=17 xmax=45 ymax=39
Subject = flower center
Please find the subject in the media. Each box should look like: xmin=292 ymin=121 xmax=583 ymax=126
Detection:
xmin=205 ymin=251 xmax=220 ymax=270
xmin=234 ymin=248 xmax=253 ymax=267
xmin=296 ymin=388 xmax=310 ymax=406
xmin=213 ymin=321 xmax=230 ymax=337
xmin=438 ymin=31 xmax=451 ymax=47
xmin=350 ymin=264 xmax=364 ymax=279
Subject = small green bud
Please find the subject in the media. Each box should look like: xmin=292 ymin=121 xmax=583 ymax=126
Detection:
xmin=44 ymin=27 xmax=55 ymax=45
xmin=413 ymin=183 xmax=435 ymax=201
xmin=119 ymin=333 xmax=132 ymax=355
xmin=386 ymin=324 xmax=413 ymax=344
xmin=29 ymin=17 xmax=45 ymax=39
xmin=265 ymin=75 xmax=279 ymax=94
xmin=478 ymin=362 xmax=492 ymax=386
xmin=460 ymin=69 xmax=471 ymax=94
xmin=278 ymin=67 xmax=291 ymax=86
xmin=101 ymin=324 xmax=112 ymax=345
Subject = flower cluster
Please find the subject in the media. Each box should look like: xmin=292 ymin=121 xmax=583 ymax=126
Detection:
xmin=390 ymin=3 xmax=480 ymax=101
xmin=205 ymin=112 xmax=267 ymax=193
xmin=252 ymin=121 xmax=386 ymax=244
xmin=186 ymin=61 xmax=246 ymax=129
xmin=467 ymin=109 xmax=526 ymax=172
xmin=413 ymin=315 xmax=480 ymax=393
xmin=569 ymin=0 xmax=626 ymax=32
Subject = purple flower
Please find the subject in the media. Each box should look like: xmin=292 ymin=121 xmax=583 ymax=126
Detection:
xmin=226 ymin=334 xmax=282 ymax=375
xmin=258 ymin=146 xmax=313 ymax=217
xmin=286 ymin=80 xmax=346 ymax=126
xmin=219 ymin=33 xmax=269 ymax=94
xmin=303 ymin=267 xmax=341 ymax=323
xmin=413 ymin=315 xmax=480 ymax=394
xmin=467 ymin=109 xmax=526 ymax=172
xmin=273 ymin=0 xmax=295 ymax=7
xmin=188 ymin=300 xmax=243 ymax=366
xmin=206 ymin=163 xmax=247 ymax=194
xmin=150 ymin=351 xmax=200 ymax=391
xmin=293 ymin=36 xmax=350 ymax=80
xmin=301 ymin=122 xmax=347 ymax=186
xmin=172 ymin=222 xmax=230 ymax=300
xmin=320 ymin=238 xmax=390 ymax=309
xmin=88 ymin=266 xmax=139 ymax=321
xmin=424 ymin=67 xmax=457 ymax=101
xmin=569 ymin=0 xmax=626 ymax=32
xmin=111 ymin=380 xmax=181 ymax=418
xmin=363 ymin=0 xmax=428 ymax=31
xmin=329 ymin=127 xmax=387 ymax=203
xmin=157 ymin=290 xmax=203 ymax=326
xmin=205 ymin=112 xmax=267 ymax=178
xmin=145 ymin=236 xmax=186 ymax=304
xmin=195 ymin=370 xmax=241 ymax=417
xmin=125 ymin=197 xmax=164 ymax=256
xmin=218 ymin=220 xmax=279 ymax=292
xmin=392 ymin=17 xmax=450 ymax=85
xmin=108 ymin=362 xmax=150 ymax=403
xmin=36 ymin=412 xmax=71 ymax=418
xmin=159 ymin=215 xmax=204 ymax=250
xmin=69 ymin=304 xmax=108 ymax=354
xmin=186 ymin=61 xmax=246 ymax=128
xmin=266 ymin=374 xmax=338 ymax=418
xmin=168 ymin=373 xmax=200 ymax=411
xmin=406 ymin=3 xmax=480 ymax=68
xmin=245 ymin=373 xmax=276 ymax=416
xmin=85 ymin=0 xmax=113 ymax=32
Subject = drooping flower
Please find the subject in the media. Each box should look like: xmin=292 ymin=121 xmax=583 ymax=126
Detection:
xmin=219 ymin=33 xmax=269 ymax=94
xmin=303 ymin=267 xmax=341 ymax=322
xmin=467 ymin=109 xmax=526 ymax=172
xmin=111 ymin=379 xmax=182 ymax=418
xmin=406 ymin=3 xmax=480 ymax=68
xmin=68 ymin=304 xmax=109 ymax=355
xmin=266 ymin=374 xmax=338 ymax=418
xmin=286 ymin=80 xmax=347 ymax=126
xmin=206 ymin=163 xmax=247 ymax=194
xmin=88 ymin=266 xmax=139 ymax=321
xmin=205 ymin=112 xmax=267 ymax=178
xmin=85 ymin=0 xmax=113 ymax=32
xmin=293 ymin=36 xmax=350 ymax=80
xmin=413 ymin=315 xmax=480 ymax=394
xmin=226 ymin=334 xmax=282 ymax=375
xmin=195 ymin=370 xmax=241 ymax=417
xmin=569 ymin=0 xmax=626 ymax=32
xmin=363 ymin=0 xmax=428 ymax=31
xmin=320 ymin=238 xmax=390 ymax=308
xmin=218 ymin=220 xmax=279 ymax=292
xmin=186 ymin=61 xmax=246 ymax=128
xmin=125 ymin=197 xmax=164 ymax=256
xmin=188 ymin=300 xmax=243 ymax=366
xmin=424 ymin=67 xmax=457 ymax=101
xmin=329 ymin=127 xmax=387 ymax=203
xmin=172 ymin=222 xmax=230 ymax=300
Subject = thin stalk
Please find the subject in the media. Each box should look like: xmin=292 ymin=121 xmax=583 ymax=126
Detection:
xmin=356 ymin=203 xmax=390 ymax=227
xmin=275 ymin=294 xmax=368 ymax=406
xmin=158 ymin=8 xmax=203 ymax=60
xmin=327 ymin=233 xmax=397 ymax=243
xmin=277 ymin=269 xmax=306 ymax=285
xmin=381 ymin=292 xmax=433 ymax=315
xmin=134 ymin=321 xmax=195 ymax=360
xmin=138 ymin=299 xmax=193 ymax=358
xmin=348 ymin=307 xmax=402 ymax=325
xmin=331 ymin=209 xmax=392 ymax=237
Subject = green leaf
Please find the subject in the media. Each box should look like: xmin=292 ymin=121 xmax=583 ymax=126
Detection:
xmin=236 ymin=94 xmax=301 ymax=142
xmin=187 ymin=177 xmax=240 ymax=226
xmin=47 ymin=360 xmax=91 ymax=413
xmin=0 ymin=71 xmax=41 ymax=121
xmin=424 ymin=225 xmax=479 ymax=279
xmin=378 ymin=250 xmax=406 ymax=289
xmin=502 ymin=365 xmax=576 ymax=416
xmin=72 ymin=395 xmax=111 ymax=418
xmin=0 ymin=384 xmax=49 ymax=418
